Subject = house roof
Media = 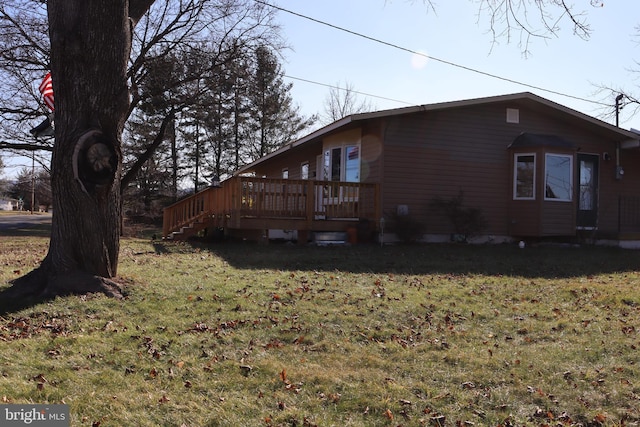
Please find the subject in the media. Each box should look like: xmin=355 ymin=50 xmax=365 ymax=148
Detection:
xmin=235 ymin=92 xmax=640 ymax=175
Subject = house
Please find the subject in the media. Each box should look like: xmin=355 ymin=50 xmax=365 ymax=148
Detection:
xmin=163 ymin=92 xmax=640 ymax=246
xmin=0 ymin=198 xmax=17 ymax=211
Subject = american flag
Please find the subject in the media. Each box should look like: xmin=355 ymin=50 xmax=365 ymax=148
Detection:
xmin=38 ymin=72 xmax=54 ymax=111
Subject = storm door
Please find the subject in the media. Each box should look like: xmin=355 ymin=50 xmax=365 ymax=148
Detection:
xmin=576 ymin=153 xmax=599 ymax=229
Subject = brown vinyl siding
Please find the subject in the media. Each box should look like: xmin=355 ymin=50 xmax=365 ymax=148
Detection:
xmin=249 ymin=142 xmax=322 ymax=179
xmin=253 ymin=123 xmax=384 ymax=183
xmin=602 ymin=148 xmax=640 ymax=235
xmin=541 ymin=201 xmax=575 ymax=235
xmin=382 ymin=105 xmax=513 ymax=236
xmin=359 ymin=121 xmax=384 ymax=183
xmin=379 ymin=100 xmax=634 ymax=238
xmin=234 ymin=93 xmax=640 ymax=240
xmin=508 ymin=200 xmax=540 ymax=236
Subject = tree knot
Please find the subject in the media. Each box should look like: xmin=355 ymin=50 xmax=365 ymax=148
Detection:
xmin=72 ymin=129 xmax=117 ymax=194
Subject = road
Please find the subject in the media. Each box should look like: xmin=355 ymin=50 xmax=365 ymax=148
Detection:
xmin=0 ymin=213 xmax=52 ymax=232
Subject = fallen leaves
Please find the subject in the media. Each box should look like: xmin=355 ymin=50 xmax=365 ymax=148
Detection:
xmin=278 ymin=368 xmax=303 ymax=394
xmin=31 ymin=373 xmax=47 ymax=391
xmin=149 ymin=367 xmax=158 ymax=378
xmin=2 ymin=245 xmax=640 ymax=427
xmin=0 ymin=313 xmax=71 ymax=341
xmin=383 ymin=408 xmax=393 ymax=420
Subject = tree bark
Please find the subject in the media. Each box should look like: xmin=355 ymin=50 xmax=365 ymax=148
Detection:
xmin=7 ymin=0 xmax=154 ymax=300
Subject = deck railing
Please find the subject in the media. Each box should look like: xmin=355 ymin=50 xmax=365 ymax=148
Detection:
xmin=163 ymin=176 xmax=379 ymax=238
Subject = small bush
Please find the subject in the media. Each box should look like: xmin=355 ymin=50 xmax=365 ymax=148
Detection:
xmin=429 ymin=191 xmax=487 ymax=242
xmin=388 ymin=211 xmax=425 ymax=243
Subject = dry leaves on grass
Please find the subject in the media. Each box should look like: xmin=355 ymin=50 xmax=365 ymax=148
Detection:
xmin=0 ymin=314 xmax=71 ymax=341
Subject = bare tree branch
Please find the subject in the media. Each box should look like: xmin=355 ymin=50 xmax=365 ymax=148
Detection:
xmin=120 ymin=109 xmax=175 ymax=191
xmin=323 ymin=81 xmax=375 ymax=124
xmin=0 ymin=141 xmax=52 ymax=151
xmin=474 ymin=0 xmax=595 ymax=55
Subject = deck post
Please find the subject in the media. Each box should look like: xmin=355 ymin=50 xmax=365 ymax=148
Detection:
xmin=162 ymin=207 xmax=170 ymax=239
xmin=298 ymin=180 xmax=315 ymax=245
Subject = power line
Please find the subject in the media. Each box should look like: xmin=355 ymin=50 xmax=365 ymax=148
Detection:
xmin=284 ymin=75 xmax=414 ymax=105
xmin=257 ymin=0 xmax=611 ymax=108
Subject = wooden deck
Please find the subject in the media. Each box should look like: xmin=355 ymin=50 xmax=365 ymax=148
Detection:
xmin=162 ymin=176 xmax=381 ymax=241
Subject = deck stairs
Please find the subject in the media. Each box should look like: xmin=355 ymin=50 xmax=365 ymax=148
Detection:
xmin=166 ymin=217 xmax=209 ymax=240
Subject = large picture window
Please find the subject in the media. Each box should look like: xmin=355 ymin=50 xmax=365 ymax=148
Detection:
xmin=544 ymin=153 xmax=572 ymax=201
xmin=514 ymin=153 xmax=535 ymax=199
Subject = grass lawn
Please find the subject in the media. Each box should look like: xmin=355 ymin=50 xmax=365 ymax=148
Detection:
xmin=0 ymin=234 xmax=639 ymax=426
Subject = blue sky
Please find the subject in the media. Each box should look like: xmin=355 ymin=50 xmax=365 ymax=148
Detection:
xmin=3 ymin=1 xmax=639 ymax=180
xmin=273 ymin=0 xmax=640 ymax=130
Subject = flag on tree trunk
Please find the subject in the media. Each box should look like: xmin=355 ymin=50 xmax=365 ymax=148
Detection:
xmin=39 ymin=72 xmax=54 ymax=111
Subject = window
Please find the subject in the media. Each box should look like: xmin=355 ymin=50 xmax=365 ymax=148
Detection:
xmin=323 ymin=145 xmax=360 ymax=182
xmin=345 ymin=146 xmax=360 ymax=182
xmin=301 ymin=162 xmax=309 ymax=180
xmin=282 ymin=168 xmax=288 ymax=179
xmin=579 ymin=159 xmax=594 ymax=210
xmin=544 ymin=154 xmax=572 ymax=201
xmin=514 ymin=153 xmax=535 ymax=199
xmin=324 ymin=148 xmax=341 ymax=181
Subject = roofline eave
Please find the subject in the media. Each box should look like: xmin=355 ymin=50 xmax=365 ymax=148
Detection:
xmin=234 ymin=92 xmax=638 ymax=175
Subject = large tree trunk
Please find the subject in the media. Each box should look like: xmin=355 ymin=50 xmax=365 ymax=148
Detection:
xmin=7 ymin=0 xmax=154 ymax=300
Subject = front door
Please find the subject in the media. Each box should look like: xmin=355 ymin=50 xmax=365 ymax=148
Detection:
xmin=577 ymin=153 xmax=599 ymax=229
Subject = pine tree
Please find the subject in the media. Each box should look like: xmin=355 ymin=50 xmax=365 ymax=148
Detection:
xmin=245 ymin=46 xmax=315 ymax=162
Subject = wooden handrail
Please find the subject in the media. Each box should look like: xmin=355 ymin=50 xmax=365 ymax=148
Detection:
xmin=163 ymin=177 xmax=379 ymax=238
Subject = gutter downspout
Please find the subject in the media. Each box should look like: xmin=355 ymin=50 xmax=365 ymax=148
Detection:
xmin=615 ymin=94 xmax=624 ymax=180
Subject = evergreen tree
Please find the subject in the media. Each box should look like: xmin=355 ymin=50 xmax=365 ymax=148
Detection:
xmin=244 ymin=46 xmax=315 ymax=162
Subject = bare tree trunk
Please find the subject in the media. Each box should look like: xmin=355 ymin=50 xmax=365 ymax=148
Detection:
xmin=170 ymin=116 xmax=179 ymax=202
xmin=7 ymin=0 xmax=154 ymax=300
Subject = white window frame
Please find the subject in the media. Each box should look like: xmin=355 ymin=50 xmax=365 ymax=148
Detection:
xmin=301 ymin=162 xmax=309 ymax=180
xmin=322 ymin=144 xmax=361 ymax=182
xmin=513 ymin=153 xmax=536 ymax=200
xmin=544 ymin=153 xmax=573 ymax=202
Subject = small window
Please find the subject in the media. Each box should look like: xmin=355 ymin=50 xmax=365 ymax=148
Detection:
xmin=514 ymin=153 xmax=535 ymax=199
xmin=544 ymin=154 xmax=572 ymax=201
xmin=282 ymin=168 xmax=289 ymax=179
xmin=301 ymin=162 xmax=309 ymax=180
xmin=345 ymin=145 xmax=360 ymax=182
